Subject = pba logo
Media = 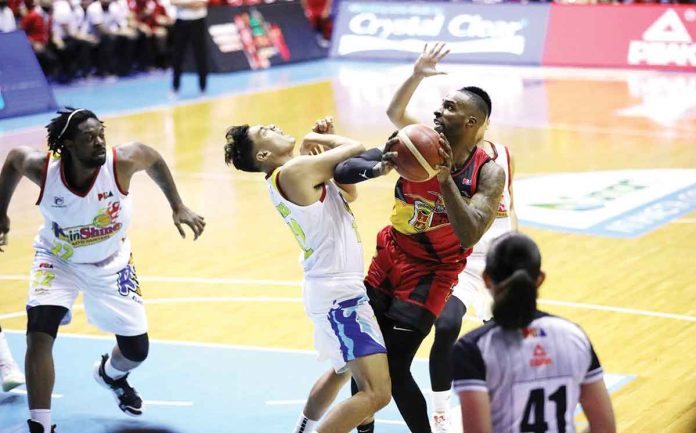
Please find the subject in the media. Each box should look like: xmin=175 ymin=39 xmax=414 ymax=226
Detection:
xmin=628 ymin=9 xmax=696 ymax=67
xmin=98 ymin=191 xmax=114 ymax=201
xmin=515 ymin=169 xmax=696 ymax=238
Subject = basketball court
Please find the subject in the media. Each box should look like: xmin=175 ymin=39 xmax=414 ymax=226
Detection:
xmin=0 ymin=59 xmax=694 ymax=433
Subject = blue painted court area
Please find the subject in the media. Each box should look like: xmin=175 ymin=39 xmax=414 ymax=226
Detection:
xmin=0 ymin=332 xmax=633 ymax=433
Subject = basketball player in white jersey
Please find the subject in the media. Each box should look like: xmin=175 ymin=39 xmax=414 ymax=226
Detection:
xmin=386 ymin=43 xmax=516 ymax=432
xmin=0 ymin=107 xmax=205 ymax=433
xmin=453 ymin=233 xmax=616 ymax=433
xmin=224 ymin=116 xmax=391 ymax=433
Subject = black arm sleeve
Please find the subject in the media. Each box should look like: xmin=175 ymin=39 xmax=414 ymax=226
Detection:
xmin=334 ymin=147 xmax=384 ymax=184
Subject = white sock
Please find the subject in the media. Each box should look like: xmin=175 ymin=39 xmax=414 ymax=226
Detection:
xmin=30 ymin=409 xmax=52 ymax=432
xmin=0 ymin=331 xmax=18 ymax=367
xmin=104 ymin=357 xmax=127 ymax=380
xmin=293 ymin=413 xmax=318 ymax=433
xmin=432 ymin=390 xmax=451 ymax=414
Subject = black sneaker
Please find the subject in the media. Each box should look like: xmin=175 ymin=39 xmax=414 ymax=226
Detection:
xmin=93 ymin=353 xmax=143 ymax=416
xmin=27 ymin=420 xmax=56 ymax=433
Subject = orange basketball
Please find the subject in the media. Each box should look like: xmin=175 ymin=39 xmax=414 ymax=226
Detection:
xmin=392 ymin=124 xmax=443 ymax=182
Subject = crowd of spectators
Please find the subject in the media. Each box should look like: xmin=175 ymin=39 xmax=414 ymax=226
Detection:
xmin=0 ymin=0 xmax=694 ymax=84
xmin=0 ymin=0 xmax=173 ymax=82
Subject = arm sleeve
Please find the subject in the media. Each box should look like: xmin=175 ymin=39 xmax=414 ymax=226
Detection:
xmin=582 ymin=340 xmax=604 ymax=384
xmin=452 ymin=337 xmax=488 ymax=393
xmin=333 ymin=147 xmax=384 ymax=184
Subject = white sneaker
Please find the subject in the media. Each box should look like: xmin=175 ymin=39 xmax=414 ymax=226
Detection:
xmin=1 ymin=362 xmax=25 ymax=392
xmin=432 ymin=412 xmax=451 ymax=433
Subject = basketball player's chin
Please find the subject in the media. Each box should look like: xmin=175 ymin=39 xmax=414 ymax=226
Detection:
xmin=87 ymin=154 xmax=107 ymax=168
xmin=433 ymin=124 xmax=444 ymax=133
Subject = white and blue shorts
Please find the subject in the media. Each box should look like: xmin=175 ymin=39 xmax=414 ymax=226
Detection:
xmin=310 ymin=295 xmax=386 ymax=373
xmin=27 ymin=242 xmax=147 ymax=337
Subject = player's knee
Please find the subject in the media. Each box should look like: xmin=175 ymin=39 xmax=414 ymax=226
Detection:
xmin=363 ymin=379 xmax=391 ymax=412
xmin=434 ymin=314 xmax=462 ymax=341
xmin=26 ymin=305 xmax=69 ymax=339
xmin=116 ymin=333 xmax=149 ymax=363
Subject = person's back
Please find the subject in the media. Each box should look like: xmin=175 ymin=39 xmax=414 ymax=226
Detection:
xmin=452 ymin=233 xmax=615 ymax=433
xmin=455 ymin=312 xmax=602 ymax=433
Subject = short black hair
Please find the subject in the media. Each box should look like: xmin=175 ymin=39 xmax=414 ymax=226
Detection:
xmin=485 ymin=233 xmax=541 ymax=329
xmin=224 ymin=125 xmax=260 ymax=172
xmin=46 ymin=107 xmax=100 ymax=156
xmin=459 ymin=86 xmax=492 ymax=119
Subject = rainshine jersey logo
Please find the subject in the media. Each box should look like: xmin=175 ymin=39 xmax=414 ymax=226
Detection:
xmin=515 ymin=169 xmax=696 ymax=238
xmin=51 ymin=201 xmax=123 ymax=247
xmin=628 ymin=9 xmax=696 ymax=67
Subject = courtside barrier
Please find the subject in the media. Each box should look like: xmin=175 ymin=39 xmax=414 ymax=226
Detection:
xmin=0 ymin=31 xmax=57 ymax=120
xmin=331 ymin=2 xmax=696 ymax=71
xmin=202 ymin=0 xmax=325 ymax=72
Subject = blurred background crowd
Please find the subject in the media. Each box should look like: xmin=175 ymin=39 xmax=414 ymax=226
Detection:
xmin=1 ymin=0 xmax=694 ymax=84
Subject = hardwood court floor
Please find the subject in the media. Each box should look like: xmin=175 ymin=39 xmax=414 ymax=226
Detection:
xmin=0 ymin=63 xmax=694 ymax=432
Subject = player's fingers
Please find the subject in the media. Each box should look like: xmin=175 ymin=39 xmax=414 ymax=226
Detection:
xmin=437 ymin=49 xmax=450 ymax=61
xmin=422 ymin=43 xmax=428 ymax=54
xmin=183 ymin=220 xmax=199 ymax=240
xmin=174 ymin=221 xmax=185 ymax=239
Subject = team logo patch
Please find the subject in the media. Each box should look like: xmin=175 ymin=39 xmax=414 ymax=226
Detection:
xmin=515 ymin=169 xmax=696 ymax=238
xmin=117 ymin=263 xmax=141 ymax=298
xmin=52 ymin=196 xmax=66 ymax=208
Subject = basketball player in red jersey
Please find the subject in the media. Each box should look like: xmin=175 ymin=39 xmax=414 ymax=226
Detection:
xmin=334 ymin=44 xmax=505 ymax=433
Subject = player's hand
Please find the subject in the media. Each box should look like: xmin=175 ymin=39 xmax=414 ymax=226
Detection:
xmin=414 ymin=43 xmax=449 ymax=78
xmin=172 ymin=205 xmax=206 ymax=240
xmin=435 ymin=133 xmax=453 ymax=184
xmin=312 ymin=116 xmax=335 ymax=134
xmin=0 ymin=214 xmax=9 ymax=253
xmin=371 ymin=136 xmax=399 ymax=177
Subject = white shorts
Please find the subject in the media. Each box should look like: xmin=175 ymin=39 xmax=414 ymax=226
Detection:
xmin=27 ymin=243 xmax=147 ymax=336
xmin=309 ymin=294 xmax=386 ymax=374
xmin=451 ymin=257 xmax=493 ymax=321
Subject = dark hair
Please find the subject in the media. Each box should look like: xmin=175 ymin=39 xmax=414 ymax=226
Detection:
xmin=224 ymin=125 xmax=260 ymax=172
xmin=485 ymin=233 xmax=541 ymax=329
xmin=46 ymin=107 xmax=100 ymax=156
xmin=459 ymin=86 xmax=492 ymax=119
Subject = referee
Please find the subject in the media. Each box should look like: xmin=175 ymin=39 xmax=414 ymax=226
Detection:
xmin=452 ymin=233 xmax=616 ymax=433
xmin=170 ymin=0 xmax=208 ymax=94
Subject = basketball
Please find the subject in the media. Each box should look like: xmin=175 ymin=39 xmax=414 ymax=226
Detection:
xmin=392 ymin=124 xmax=443 ymax=182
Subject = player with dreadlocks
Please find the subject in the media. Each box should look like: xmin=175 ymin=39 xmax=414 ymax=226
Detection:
xmin=0 ymin=107 xmax=206 ymax=433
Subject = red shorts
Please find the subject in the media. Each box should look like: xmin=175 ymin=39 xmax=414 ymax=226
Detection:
xmin=365 ymin=226 xmax=465 ymax=334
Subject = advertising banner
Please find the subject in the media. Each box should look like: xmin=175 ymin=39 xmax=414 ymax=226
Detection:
xmin=543 ymin=5 xmax=696 ymax=71
xmin=330 ymin=1 xmax=550 ymax=65
xmin=202 ymin=0 xmax=325 ymax=72
xmin=0 ymin=31 xmax=57 ymax=119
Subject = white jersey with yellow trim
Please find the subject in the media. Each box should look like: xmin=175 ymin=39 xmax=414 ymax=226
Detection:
xmin=471 ymin=142 xmax=513 ymax=260
xmin=266 ymin=168 xmax=365 ymax=312
xmin=33 ymin=148 xmax=133 ymax=265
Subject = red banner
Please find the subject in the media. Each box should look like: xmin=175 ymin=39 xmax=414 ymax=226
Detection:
xmin=543 ymin=5 xmax=696 ymax=71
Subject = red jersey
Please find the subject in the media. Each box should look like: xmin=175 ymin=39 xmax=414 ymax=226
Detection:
xmin=21 ymin=8 xmax=50 ymax=44
xmin=389 ymin=146 xmax=491 ymax=264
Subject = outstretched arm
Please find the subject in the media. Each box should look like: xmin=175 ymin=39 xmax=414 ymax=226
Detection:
xmin=437 ymin=138 xmax=504 ymax=248
xmin=0 ymin=148 xmax=46 ymax=252
xmin=386 ymin=43 xmax=449 ymax=128
xmin=115 ymin=142 xmax=205 ymax=239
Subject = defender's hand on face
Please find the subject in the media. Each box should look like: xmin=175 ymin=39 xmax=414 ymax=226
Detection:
xmin=173 ymin=206 xmax=206 ymax=240
xmin=414 ymin=42 xmax=450 ymax=78
xmin=435 ymin=133 xmax=453 ymax=184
